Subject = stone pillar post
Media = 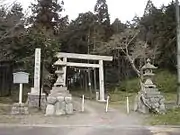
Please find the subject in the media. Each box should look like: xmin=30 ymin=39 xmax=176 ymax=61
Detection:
xmin=99 ymin=60 xmax=105 ymax=101
xmin=27 ymin=48 xmax=46 ymax=109
xmin=31 ymin=48 xmax=41 ymax=94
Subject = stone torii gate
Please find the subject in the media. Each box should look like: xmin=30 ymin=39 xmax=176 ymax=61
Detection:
xmin=55 ymin=52 xmax=113 ymax=102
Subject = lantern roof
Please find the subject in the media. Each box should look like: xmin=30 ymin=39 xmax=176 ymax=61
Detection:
xmin=54 ymin=59 xmax=66 ymax=66
xmin=142 ymin=59 xmax=157 ymax=70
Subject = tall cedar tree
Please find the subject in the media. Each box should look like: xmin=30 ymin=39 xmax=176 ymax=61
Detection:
xmin=28 ymin=0 xmax=68 ymax=87
xmin=94 ymin=0 xmax=112 ymax=41
xmin=0 ymin=3 xmax=25 ymax=61
xmin=30 ymin=0 xmax=66 ymax=34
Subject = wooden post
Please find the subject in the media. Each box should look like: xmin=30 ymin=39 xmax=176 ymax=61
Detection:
xmin=105 ymin=96 xmax=110 ymax=112
xmin=126 ymin=96 xmax=130 ymax=114
xmin=19 ymin=83 xmax=23 ymax=104
xmin=99 ymin=60 xmax=105 ymax=101
xmin=96 ymin=92 xmax=99 ymax=101
xmin=82 ymin=95 xmax=85 ymax=112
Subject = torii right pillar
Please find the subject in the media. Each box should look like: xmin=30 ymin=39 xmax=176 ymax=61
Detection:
xmin=99 ymin=60 xmax=105 ymax=102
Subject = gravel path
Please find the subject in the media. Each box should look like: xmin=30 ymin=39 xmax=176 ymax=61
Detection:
xmin=0 ymin=97 xmax=143 ymax=126
xmin=0 ymin=99 xmax=180 ymax=135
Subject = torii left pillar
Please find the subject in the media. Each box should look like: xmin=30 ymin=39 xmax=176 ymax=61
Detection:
xmin=62 ymin=57 xmax=67 ymax=86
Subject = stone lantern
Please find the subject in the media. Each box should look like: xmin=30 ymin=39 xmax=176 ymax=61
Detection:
xmin=45 ymin=58 xmax=73 ymax=116
xmin=134 ymin=59 xmax=166 ymax=114
xmin=54 ymin=58 xmax=66 ymax=87
xmin=142 ymin=59 xmax=157 ymax=88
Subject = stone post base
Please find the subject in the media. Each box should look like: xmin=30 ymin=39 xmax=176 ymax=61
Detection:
xmin=27 ymin=93 xmax=47 ymax=110
xmin=11 ymin=103 xmax=29 ymax=115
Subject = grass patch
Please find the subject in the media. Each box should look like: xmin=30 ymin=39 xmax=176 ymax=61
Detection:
xmin=109 ymin=91 xmax=136 ymax=104
xmin=148 ymin=107 xmax=180 ymax=125
xmin=117 ymin=78 xmax=139 ymax=93
xmin=70 ymin=88 xmax=96 ymax=100
xmin=154 ymin=70 xmax=177 ymax=93
xmin=0 ymin=85 xmax=31 ymax=104
xmin=0 ymin=85 xmax=31 ymax=115
xmin=109 ymin=70 xmax=179 ymax=125
xmin=116 ymin=70 xmax=177 ymax=93
xmin=146 ymin=93 xmax=178 ymax=125
xmin=109 ymin=91 xmax=136 ymax=112
xmin=0 ymin=105 xmax=11 ymax=115
xmin=162 ymin=93 xmax=176 ymax=103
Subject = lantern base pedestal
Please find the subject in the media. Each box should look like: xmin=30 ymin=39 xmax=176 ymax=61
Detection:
xmin=45 ymin=87 xmax=74 ymax=116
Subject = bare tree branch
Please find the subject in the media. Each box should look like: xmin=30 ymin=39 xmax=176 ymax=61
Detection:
xmin=98 ymin=28 xmax=145 ymax=77
xmin=127 ymin=30 xmax=140 ymax=45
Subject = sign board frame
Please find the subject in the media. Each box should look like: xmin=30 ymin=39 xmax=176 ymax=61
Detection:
xmin=13 ymin=72 xmax=29 ymax=84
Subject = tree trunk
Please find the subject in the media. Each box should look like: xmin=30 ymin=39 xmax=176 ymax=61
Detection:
xmin=117 ymin=50 xmax=121 ymax=83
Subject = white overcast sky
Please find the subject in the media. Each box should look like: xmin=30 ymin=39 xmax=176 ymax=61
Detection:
xmin=16 ymin=0 xmax=171 ymax=23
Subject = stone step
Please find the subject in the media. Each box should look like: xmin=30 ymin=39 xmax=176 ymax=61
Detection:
xmin=145 ymin=91 xmax=161 ymax=95
xmin=144 ymin=88 xmax=159 ymax=92
xmin=51 ymin=90 xmax=69 ymax=94
xmin=49 ymin=93 xmax=72 ymax=97
xmin=141 ymin=91 xmax=159 ymax=94
xmin=51 ymin=87 xmax=68 ymax=91
xmin=50 ymin=87 xmax=69 ymax=94
xmin=145 ymin=95 xmax=164 ymax=99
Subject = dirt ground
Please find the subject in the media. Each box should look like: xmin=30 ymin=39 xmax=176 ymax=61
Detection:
xmin=0 ymin=97 xmax=144 ymax=126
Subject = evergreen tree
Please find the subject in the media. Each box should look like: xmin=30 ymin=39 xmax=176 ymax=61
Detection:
xmin=139 ymin=1 xmax=176 ymax=70
xmin=111 ymin=18 xmax=126 ymax=34
xmin=94 ymin=0 xmax=112 ymax=41
xmin=94 ymin=0 xmax=110 ymax=26
xmin=144 ymin=0 xmax=156 ymax=16
xmin=0 ymin=3 xmax=25 ymax=61
xmin=30 ymin=0 xmax=66 ymax=33
xmin=60 ymin=12 xmax=98 ymax=53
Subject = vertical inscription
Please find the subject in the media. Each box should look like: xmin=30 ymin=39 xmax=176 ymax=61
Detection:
xmin=34 ymin=48 xmax=41 ymax=93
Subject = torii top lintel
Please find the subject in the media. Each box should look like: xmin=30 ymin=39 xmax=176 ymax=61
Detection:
xmin=56 ymin=52 xmax=113 ymax=61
